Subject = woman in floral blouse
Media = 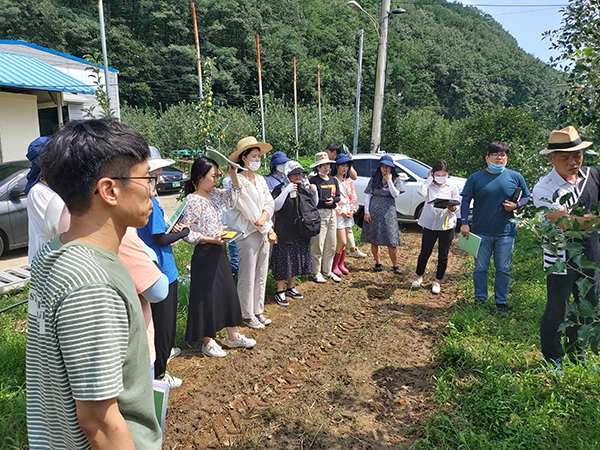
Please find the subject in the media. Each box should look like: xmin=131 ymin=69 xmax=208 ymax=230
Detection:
xmin=181 ymin=157 xmax=256 ymax=358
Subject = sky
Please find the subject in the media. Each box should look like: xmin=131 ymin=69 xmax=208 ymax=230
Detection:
xmin=456 ymin=1 xmax=567 ymax=64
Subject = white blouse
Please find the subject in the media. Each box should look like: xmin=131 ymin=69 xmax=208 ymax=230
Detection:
xmin=182 ymin=187 xmax=241 ymax=245
xmin=417 ymin=177 xmax=460 ymax=231
xmin=227 ymin=172 xmax=274 ymax=239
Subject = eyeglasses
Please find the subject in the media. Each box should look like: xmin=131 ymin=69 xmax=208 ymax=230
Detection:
xmin=109 ymin=175 xmax=158 ymax=192
xmin=490 ymin=153 xmax=508 ymax=158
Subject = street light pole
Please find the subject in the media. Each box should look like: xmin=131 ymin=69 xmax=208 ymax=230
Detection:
xmin=370 ymin=0 xmax=391 ymax=153
xmin=348 ymin=1 xmax=405 ymax=153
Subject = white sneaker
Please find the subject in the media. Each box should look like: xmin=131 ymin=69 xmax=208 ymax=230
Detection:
xmin=348 ymin=248 xmax=367 ymax=258
xmin=227 ymin=334 xmax=257 ymax=349
xmin=167 ymin=347 xmax=181 ymax=363
xmin=314 ymin=273 xmax=327 ymax=283
xmin=412 ymin=277 xmax=423 ymax=289
xmin=326 ymin=272 xmax=341 ymax=282
xmin=256 ymin=314 xmax=272 ymax=325
xmin=202 ymin=340 xmax=227 ymax=358
xmin=243 ymin=316 xmax=265 ymax=329
xmin=432 ymin=281 xmax=441 ymax=294
xmin=160 ymin=371 xmax=183 ymax=388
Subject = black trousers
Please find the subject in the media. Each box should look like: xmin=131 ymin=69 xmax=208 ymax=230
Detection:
xmin=416 ymin=228 xmax=455 ymax=280
xmin=541 ymin=270 xmax=599 ymax=362
xmin=151 ymin=280 xmax=178 ymax=378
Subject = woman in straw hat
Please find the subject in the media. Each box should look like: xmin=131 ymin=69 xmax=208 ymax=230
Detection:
xmin=227 ymin=137 xmax=277 ymax=329
xmin=309 ymin=152 xmax=341 ymax=283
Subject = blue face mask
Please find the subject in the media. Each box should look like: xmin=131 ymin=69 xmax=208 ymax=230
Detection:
xmin=488 ymin=163 xmax=505 ymax=173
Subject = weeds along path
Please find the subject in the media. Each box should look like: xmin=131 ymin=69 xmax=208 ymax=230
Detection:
xmin=164 ymin=228 xmax=469 ymax=449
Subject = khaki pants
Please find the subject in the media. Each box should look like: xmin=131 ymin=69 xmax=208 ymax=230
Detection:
xmin=237 ymin=231 xmax=269 ymax=319
xmin=347 ymin=227 xmax=357 ymax=250
xmin=311 ymin=208 xmax=337 ymax=275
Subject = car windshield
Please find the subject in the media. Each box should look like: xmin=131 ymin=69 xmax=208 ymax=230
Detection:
xmin=396 ymin=158 xmax=430 ymax=179
xmin=0 ymin=162 xmax=30 ymax=186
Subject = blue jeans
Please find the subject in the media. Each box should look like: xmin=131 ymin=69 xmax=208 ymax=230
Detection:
xmin=473 ymin=235 xmax=514 ymax=305
xmin=228 ymin=241 xmax=239 ymax=275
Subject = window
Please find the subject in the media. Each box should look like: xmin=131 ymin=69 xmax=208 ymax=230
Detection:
xmin=353 ymin=159 xmax=373 ymax=178
xmin=397 ymin=158 xmax=430 ymax=179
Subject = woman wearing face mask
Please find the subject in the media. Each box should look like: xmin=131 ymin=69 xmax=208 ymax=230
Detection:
xmin=265 ymin=151 xmax=291 ymax=192
xmin=228 ymin=137 xmax=278 ymax=329
xmin=309 ymin=152 xmax=341 ymax=283
xmin=412 ymin=160 xmax=460 ymax=294
xmin=270 ymin=161 xmax=318 ymax=306
xmin=362 ymin=155 xmax=404 ymax=274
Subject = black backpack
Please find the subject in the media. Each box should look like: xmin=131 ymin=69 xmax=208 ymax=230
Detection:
xmin=295 ymin=187 xmax=321 ymax=240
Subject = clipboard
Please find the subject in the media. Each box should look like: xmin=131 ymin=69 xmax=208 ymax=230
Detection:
xmin=430 ymin=198 xmax=460 ymax=209
xmin=206 ymin=147 xmax=247 ymax=171
xmin=458 ymin=232 xmax=481 ymax=258
xmin=166 ymin=200 xmax=186 ymax=234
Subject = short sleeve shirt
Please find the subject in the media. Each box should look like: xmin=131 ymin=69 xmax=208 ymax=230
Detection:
xmin=137 ymin=196 xmax=178 ymax=283
xmin=26 ymin=236 xmax=162 ymax=450
xmin=461 ymin=168 xmax=530 ymax=237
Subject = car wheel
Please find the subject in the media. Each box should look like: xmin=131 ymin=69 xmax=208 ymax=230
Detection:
xmin=414 ymin=203 xmax=424 ymax=221
xmin=0 ymin=230 xmax=7 ymax=258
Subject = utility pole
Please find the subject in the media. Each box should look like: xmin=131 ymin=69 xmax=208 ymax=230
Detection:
xmin=370 ymin=0 xmax=391 ymax=153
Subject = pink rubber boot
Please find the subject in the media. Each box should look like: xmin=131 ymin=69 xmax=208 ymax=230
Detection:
xmin=332 ymin=253 xmax=343 ymax=277
xmin=339 ymin=250 xmax=349 ymax=275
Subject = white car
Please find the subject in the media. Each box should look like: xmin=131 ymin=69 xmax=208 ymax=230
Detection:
xmin=351 ymin=153 xmax=467 ymax=223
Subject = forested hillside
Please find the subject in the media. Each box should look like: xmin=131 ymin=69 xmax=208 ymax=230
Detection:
xmin=0 ymin=0 xmax=561 ymax=118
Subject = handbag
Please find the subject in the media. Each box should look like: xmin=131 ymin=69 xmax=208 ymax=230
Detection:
xmin=353 ymin=205 xmax=365 ymax=228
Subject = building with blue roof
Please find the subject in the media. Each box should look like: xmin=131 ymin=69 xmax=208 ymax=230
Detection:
xmin=0 ymin=40 xmax=120 ymax=162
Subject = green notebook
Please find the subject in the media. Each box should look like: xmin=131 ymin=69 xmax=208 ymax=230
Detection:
xmin=458 ymin=232 xmax=481 ymax=258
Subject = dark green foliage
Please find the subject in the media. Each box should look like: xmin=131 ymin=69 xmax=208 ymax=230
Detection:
xmin=0 ymin=0 xmax=560 ymax=118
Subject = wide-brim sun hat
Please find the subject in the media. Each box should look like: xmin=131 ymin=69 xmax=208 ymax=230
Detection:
xmin=310 ymin=152 xmax=336 ymax=168
xmin=335 ymin=153 xmax=352 ymax=166
xmin=378 ymin=154 xmax=396 ymax=168
xmin=148 ymin=146 xmax=175 ymax=172
xmin=540 ymin=126 xmax=593 ymax=155
xmin=229 ymin=136 xmax=273 ymax=164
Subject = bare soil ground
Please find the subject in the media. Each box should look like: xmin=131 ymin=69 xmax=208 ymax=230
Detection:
xmin=163 ymin=226 xmax=469 ymax=449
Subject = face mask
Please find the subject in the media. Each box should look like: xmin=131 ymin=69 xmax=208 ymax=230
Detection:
xmin=276 ymin=164 xmax=285 ymax=174
xmin=488 ymin=163 xmax=505 ymax=173
xmin=248 ymin=161 xmax=261 ymax=172
xmin=318 ymin=169 xmax=329 ymax=177
xmin=434 ymin=175 xmax=448 ymax=184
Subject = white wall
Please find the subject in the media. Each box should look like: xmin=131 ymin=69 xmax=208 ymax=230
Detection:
xmin=0 ymin=92 xmax=40 ymax=162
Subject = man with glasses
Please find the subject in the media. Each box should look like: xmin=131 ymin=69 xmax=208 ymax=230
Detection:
xmin=460 ymin=142 xmax=531 ymax=314
xmin=27 ymin=119 xmax=162 ymax=449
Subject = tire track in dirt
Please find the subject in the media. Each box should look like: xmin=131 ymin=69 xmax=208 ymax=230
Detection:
xmin=164 ymin=228 xmax=468 ymax=449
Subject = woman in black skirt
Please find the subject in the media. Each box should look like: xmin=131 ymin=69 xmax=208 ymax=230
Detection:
xmin=270 ymin=161 xmax=318 ymax=307
xmin=182 ymin=157 xmax=256 ymax=357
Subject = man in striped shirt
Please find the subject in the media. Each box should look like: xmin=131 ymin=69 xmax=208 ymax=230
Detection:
xmin=26 ymin=120 xmax=162 ymax=449
xmin=532 ymin=126 xmax=599 ymax=374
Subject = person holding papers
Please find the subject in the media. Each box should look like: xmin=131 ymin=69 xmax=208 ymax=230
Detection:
xmin=181 ymin=156 xmax=256 ymax=357
xmin=413 ymin=160 xmax=460 ymax=294
xmin=459 ymin=142 xmax=531 ymax=314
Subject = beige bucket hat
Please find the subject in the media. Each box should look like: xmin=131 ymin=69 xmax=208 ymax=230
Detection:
xmin=310 ymin=151 xmax=336 ymax=168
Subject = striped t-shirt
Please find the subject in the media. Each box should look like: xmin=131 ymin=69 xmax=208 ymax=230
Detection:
xmin=26 ymin=236 xmax=162 ymax=450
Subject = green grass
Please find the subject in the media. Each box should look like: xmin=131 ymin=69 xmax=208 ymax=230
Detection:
xmin=0 ymin=287 xmax=29 ymax=450
xmin=412 ymin=228 xmax=600 ymax=449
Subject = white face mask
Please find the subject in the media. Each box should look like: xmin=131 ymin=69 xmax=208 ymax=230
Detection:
xmin=435 ymin=175 xmax=448 ymax=184
xmin=248 ymin=161 xmax=261 ymax=172
xmin=318 ymin=169 xmax=329 ymax=177
xmin=276 ymin=164 xmax=285 ymax=174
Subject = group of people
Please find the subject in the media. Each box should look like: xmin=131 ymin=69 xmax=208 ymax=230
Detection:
xmin=24 ymin=118 xmax=598 ymax=449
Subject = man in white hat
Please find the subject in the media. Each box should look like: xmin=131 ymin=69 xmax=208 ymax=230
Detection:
xmin=532 ymin=126 xmax=599 ymax=374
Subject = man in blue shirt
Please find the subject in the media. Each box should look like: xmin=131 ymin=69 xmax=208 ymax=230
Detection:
xmin=460 ymin=142 xmax=531 ymax=313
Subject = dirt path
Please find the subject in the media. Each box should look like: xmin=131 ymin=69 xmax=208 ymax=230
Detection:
xmin=164 ymin=227 xmax=469 ymax=449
